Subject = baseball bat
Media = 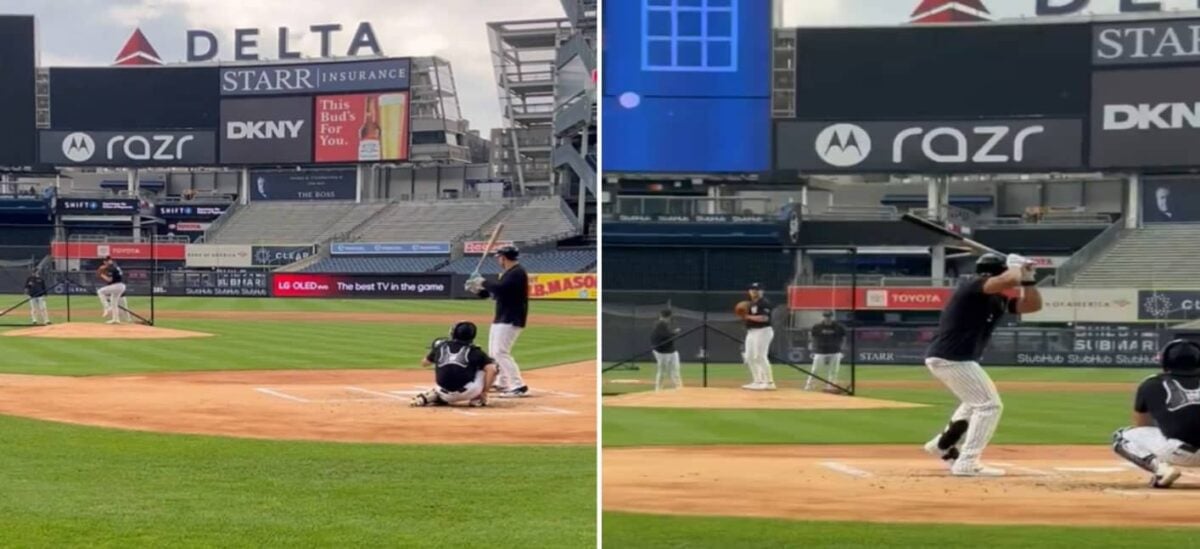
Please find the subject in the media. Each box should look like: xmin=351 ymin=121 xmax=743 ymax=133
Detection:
xmin=900 ymin=212 xmax=1003 ymax=256
xmin=471 ymin=222 xmax=505 ymax=277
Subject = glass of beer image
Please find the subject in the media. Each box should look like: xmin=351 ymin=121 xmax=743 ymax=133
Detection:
xmin=378 ymin=92 xmax=408 ymax=161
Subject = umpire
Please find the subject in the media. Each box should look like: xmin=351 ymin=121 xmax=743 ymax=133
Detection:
xmin=465 ymin=245 xmax=529 ymax=397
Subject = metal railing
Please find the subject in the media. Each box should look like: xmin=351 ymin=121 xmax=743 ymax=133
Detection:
xmin=1047 ymin=216 xmax=1125 ymax=287
xmin=616 ymin=195 xmax=774 ymax=217
xmin=808 ymin=205 xmax=898 ymax=220
xmin=811 ymin=274 xmax=962 ymax=287
xmin=199 ymin=201 xmax=241 ymax=243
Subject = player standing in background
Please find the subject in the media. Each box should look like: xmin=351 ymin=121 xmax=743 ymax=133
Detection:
xmin=466 ymin=245 xmax=529 ymax=397
xmin=806 ymin=311 xmax=846 ymax=392
xmin=24 ymin=270 xmax=49 ymax=325
xmin=1112 ymin=339 xmax=1200 ymax=489
xmin=411 ymin=321 xmax=498 ymax=408
xmin=650 ymin=308 xmax=682 ymax=391
xmin=923 ymin=253 xmax=1041 ymax=477
xmin=739 ymin=283 xmax=776 ymax=391
xmin=96 ymin=256 xmax=129 ymax=325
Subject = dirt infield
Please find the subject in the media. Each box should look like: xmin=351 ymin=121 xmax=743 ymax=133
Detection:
xmin=3 ymin=323 xmax=212 ymax=339
xmin=859 ymin=380 xmax=1136 ymax=393
xmin=604 ymin=387 xmax=926 ymax=410
xmin=604 ymin=445 xmax=1200 ymax=527
xmin=155 ymin=310 xmax=595 ymax=329
xmin=0 ymin=362 xmax=594 ymax=445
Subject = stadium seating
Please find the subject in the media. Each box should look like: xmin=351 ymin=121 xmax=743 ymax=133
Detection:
xmin=1068 ymin=225 xmax=1200 ymax=288
xmin=353 ymin=200 xmax=505 ymax=243
xmin=478 ymin=197 xmax=578 ymax=244
xmin=207 ymin=202 xmax=386 ymax=244
xmin=300 ymin=256 xmax=449 ymax=273
xmin=441 ymin=249 xmax=596 ymax=275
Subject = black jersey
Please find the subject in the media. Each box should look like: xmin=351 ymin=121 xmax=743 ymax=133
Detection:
xmin=1135 ymin=372 xmax=1200 ymax=448
xmin=478 ymin=264 xmax=529 ymax=328
xmin=102 ymin=264 xmax=124 ymax=284
xmin=426 ymin=341 xmax=493 ymax=392
xmin=745 ymin=298 xmax=773 ymax=330
xmin=651 ymin=319 xmax=676 ymax=353
xmin=926 ymin=277 xmax=1017 ymax=362
xmin=24 ymin=276 xmax=46 ymax=298
xmin=811 ymin=321 xmax=847 ymax=354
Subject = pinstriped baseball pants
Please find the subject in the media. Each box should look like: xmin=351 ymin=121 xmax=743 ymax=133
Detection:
xmin=925 ymin=357 xmax=1003 ymax=464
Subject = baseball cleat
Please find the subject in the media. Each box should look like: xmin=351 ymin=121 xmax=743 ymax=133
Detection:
xmin=468 ymin=398 xmax=487 ymax=407
xmin=1151 ymin=462 xmax=1181 ymax=489
xmin=923 ymin=437 xmax=960 ymax=468
xmin=499 ymin=385 xmax=529 ymax=398
xmin=741 ymin=382 xmax=761 ymax=390
xmin=410 ymin=394 xmax=432 ymax=407
xmin=950 ymin=462 xmax=1005 ymax=477
xmin=761 ymin=382 xmax=777 ymax=391
xmin=105 ymin=319 xmax=120 ymax=325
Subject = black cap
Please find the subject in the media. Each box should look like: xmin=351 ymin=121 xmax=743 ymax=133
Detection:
xmin=451 ymin=321 xmax=478 ymax=343
xmin=748 ymin=282 xmax=762 ymax=290
xmin=1162 ymin=339 xmax=1200 ymax=372
xmin=976 ymin=253 xmax=1006 ymax=276
xmin=493 ymin=245 xmax=519 ymax=260
xmin=822 ymin=311 xmax=833 ymax=318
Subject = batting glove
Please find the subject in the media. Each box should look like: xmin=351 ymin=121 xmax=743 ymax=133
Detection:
xmin=1006 ymin=253 xmax=1032 ymax=269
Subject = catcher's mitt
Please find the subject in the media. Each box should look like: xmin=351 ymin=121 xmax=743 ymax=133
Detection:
xmin=735 ymin=300 xmax=751 ymax=319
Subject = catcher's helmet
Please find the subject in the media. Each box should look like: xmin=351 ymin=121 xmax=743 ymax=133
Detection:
xmin=1160 ymin=339 xmax=1200 ymax=372
xmin=976 ymin=253 xmax=1007 ymax=277
xmin=451 ymin=321 xmax=477 ymax=343
xmin=493 ymin=245 xmax=519 ymax=260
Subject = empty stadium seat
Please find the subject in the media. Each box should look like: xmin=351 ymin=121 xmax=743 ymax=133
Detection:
xmin=301 ymin=256 xmax=449 ymax=273
xmin=207 ymin=202 xmax=386 ymax=244
xmin=478 ymin=197 xmax=578 ymax=244
xmin=440 ymin=249 xmax=596 ymax=274
xmin=1068 ymin=225 xmax=1200 ymax=288
xmin=354 ymin=201 xmax=505 ymax=243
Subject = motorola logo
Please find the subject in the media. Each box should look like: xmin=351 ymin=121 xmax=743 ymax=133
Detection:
xmin=815 ymin=124 xmax=871 ymax=167
xmin=62 ymin=132 xmax=96 ymax=162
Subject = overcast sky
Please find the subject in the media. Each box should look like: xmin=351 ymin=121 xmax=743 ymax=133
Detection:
xmin=0 ymin=0 xmax=564 ymax=135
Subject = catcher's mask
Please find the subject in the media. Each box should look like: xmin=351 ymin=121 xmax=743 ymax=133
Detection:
xmin=1160 ymin=339 xmax=1200 ymax=373
xmin=976 ymin=253 xmax=1007 ymax=277
xmin=451 ymin=321 xmax=477 ymax=344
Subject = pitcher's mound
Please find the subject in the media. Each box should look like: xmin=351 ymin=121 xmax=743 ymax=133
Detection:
xmin=604 ymin=387 xmax=926 ymax=410
xmin=3 ymin=323 xmax=212 ymax=340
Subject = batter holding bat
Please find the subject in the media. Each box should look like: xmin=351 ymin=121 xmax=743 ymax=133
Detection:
xmin=466 ymin=243 xmax=530 ymax=398
xmin=737 ymin=282 xmax=776 ymax=391
xmin=923 ymin=253 xmax=1041 ymax=476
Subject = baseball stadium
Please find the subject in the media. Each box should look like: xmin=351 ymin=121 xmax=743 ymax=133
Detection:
xmin=602 ymin=1 xmax=1200 ymax=547
xmin=0 ymin=2 xmax=597 ymax=546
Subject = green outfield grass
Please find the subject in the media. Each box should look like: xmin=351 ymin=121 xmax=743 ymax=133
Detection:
xmin=0 ymin=297 xmax=594 ymax=376
xmin=0 ymin=297 xmax=596 ymax=546
xmin=0 ymin=294 xmax=596 ymax=316
xmin=0 ymin=414 xmax=595 ymax=547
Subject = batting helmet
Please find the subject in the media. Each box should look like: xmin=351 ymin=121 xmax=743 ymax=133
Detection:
xmin=493 ymin=245 xmax=519 ymax=260
xmin=1160 ymin=339 xmax=1200 ymax=372
xmin=451 ymin=321 xmax=477 ymax=344
xmin=976 ymin=253 xmax=1007 ymax=277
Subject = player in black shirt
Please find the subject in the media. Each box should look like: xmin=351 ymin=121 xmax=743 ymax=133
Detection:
xmin=1113 ymin=339 xmax=1200 ymax=488
xmin=805 ymin=312 xmax=846 ymax=391
xmin=412 ymin=321 xmax=498 ymax=407
xmin=96 ymin=256 xmax=131 ymax=324
xmin=650 ymin=309 xmax=682 ymax=391
xmin=741 ymin=282 xmax=776 ymax=391
xmin=922 ymin=253 xmax=1041 ymax=477
xmin=24 ymin=270 xmax=49 ymax=325
xmin=465 ymin=245 xmax=530 ymax=397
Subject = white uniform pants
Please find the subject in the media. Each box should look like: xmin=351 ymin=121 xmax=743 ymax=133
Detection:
xmin=653 ymin=351 xmax=682 ymax=391
xmin=925 ymin=357 xmax=1003 ymax=465
xmin=744 ymin=327 xmax=775 ymax=384
xmin=437 ymin=371 xmax=485 ymax=404
xmin=28 ymin=296 xmax=48 ymax=324
xmin=489 ymin=323 xmax=524 ymax=388
xmin=1114 ymin=426 xmax=1200 ymax=469
xmin=97 ymin=283 xmax=128 ymax=320
xmin=806 ymin=352 xmax=843 ymax=390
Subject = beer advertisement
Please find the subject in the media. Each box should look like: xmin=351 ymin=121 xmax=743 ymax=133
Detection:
xmin=314 ymin=92 xmax=409 ymax=163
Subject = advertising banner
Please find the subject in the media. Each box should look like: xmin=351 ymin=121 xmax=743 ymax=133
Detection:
xmin=529 ymin=273 xmax=597 ymax=300
xmin=219 ymin=96 xmax=313 ymax=165
xmin=56 ymin=198 xmax=140 ymax=215
xmin=169 ymin=222 xmax=211 ymax=233
xmin=40 ymin=130 xmax=217 ymax=167
xmin=0 ymin=16 xmax=35 ymax=167
xmin=1091 ymin=67 xmax=1200 ymax=169
xmin=249 ymin=169 xmax=356 ymax=201
xmin=49 ymin=67 xmax=220 ymax=132
xmin=463 ymin=240 xmax=516 ymax=254
xmin=51 ymin=242 xmax=187 ymax=261
xmin=612 ymin=213 xmax=773 ymax=223
xmin=1014 ymin=324 xmax=1161 ymax=367
xmin=775 ymin=119 xmax=1085 ymax=173
xmin=186 ymin=244 xmax=253 ymax=268
xmin=1094 ymin=19 xmax=1200 ymax=66
xmin=1021 ymin=287 xmax=1139 ymax=323
xmin=315 ymin=92 xmax=410 ymax=163
xmin=790 ymin=286 xmax=953 ymax=311
xmin=1138 ymin=290 xmax=1200 ymax=321
xmin=251 ymin=245 xmax=315 ymax=266
xmin=271 ymin=273 xmax=452 ymax=298
xmin=330 ymin=242 xmax=450 ymax=255
xmin=1141 ymin=177 xmax=1200 ymax=223
xmin=220 ymin=58 xmax=410 ymax=96
xmin=156 ymin=269 xmax=270 ymax=297
xmin=156 ymin=204 xmax=230 ymax=218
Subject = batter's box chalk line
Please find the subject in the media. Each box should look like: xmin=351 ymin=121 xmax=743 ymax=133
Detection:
xmin=819 ymin=461 xmax=874 ymax=478
xmin=454 ymin=406 xmax=578 ymax=417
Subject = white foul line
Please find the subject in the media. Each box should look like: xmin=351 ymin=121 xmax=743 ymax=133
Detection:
xmin=991 ymin=462 xmax=1054 ymax=476
xmin=345 ymin=386 xmax=409 ymax=401
xmin=1105 ymin=489 xmax=1200 ymax=498
xmin=1055 ymin=467 xmax=1129 ymax=473
xmin=255 ymin=388 xmax=310 ymax=403
xmin=819 ymin=461 xmax=873 ymax=478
